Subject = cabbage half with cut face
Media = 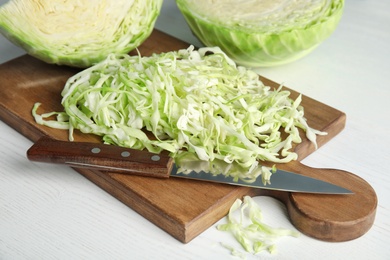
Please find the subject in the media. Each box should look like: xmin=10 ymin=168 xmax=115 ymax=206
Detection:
xmin=0 ymin=0 xmax=162 ymax=67
xmin=176 ymin=0 xmax=344 ymax=67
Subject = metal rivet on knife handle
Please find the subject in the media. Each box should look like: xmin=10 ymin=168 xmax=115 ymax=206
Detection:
xmin=151 ymin=155 xmax=161 ymax=161
xmin=121 ymin=151 xmax=131 ymax=157
xmin=91 ymin=147 xmax=101 ymax=154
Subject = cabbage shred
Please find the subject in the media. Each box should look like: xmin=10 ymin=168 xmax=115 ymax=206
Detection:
xmin=217 ymin=196 xmax=300 ymax=255
xmin=33 ymin=46 xmax=324 ymax=173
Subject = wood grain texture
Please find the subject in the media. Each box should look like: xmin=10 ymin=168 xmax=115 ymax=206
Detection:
xmin=0 ymin=29 xmax=377 ymax=243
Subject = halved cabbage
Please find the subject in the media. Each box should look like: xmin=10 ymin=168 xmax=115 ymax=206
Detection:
xmin=176 ymin=0 xmax=344 ymax=67
xmin=0 ymin=0 xmax=162 ymax=67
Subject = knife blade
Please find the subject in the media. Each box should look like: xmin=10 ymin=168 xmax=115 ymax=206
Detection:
xmin=27 ymin=137 xmax=352 ymax=194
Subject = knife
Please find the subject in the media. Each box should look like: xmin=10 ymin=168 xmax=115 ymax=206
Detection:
xmin=27 ymin=136 xmax=352 ymax=194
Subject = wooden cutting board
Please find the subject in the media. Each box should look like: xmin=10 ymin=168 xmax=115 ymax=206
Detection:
xmin=0 ymin=30 xmax=377 ymax=243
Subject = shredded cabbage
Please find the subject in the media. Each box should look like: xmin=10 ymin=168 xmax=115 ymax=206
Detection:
xmin=32 ymin=46 xmax=325 ymax=177
xmin=175 ymin=151 xmax=277 ymax=185
xmin=217 ymin=196 xmax=299 ymax=255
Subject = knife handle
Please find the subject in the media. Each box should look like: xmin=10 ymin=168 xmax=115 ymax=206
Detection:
xmin=27 ymin=136 xmax=173 ymax=178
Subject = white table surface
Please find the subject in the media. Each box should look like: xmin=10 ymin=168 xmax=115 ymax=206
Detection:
xmin=1 ymin=1 xmax=389 ymax=259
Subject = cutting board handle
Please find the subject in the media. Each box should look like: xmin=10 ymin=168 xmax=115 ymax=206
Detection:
xmin=248 ymin=160 xmax=377 ymax=242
